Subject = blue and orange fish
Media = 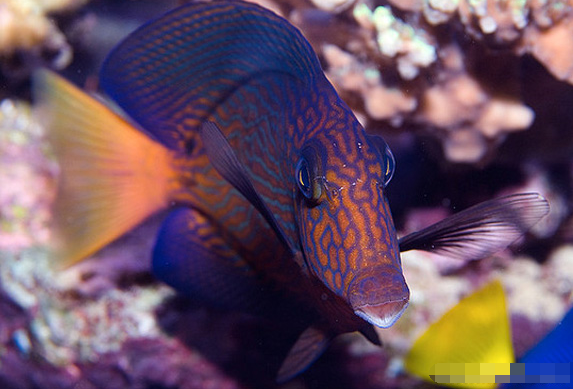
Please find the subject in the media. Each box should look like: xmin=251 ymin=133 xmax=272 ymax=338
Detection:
xmin=34 ymin=0 xmax=549 ymax=381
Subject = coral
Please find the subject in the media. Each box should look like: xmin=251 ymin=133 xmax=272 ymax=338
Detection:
xmin=401 ymin=0 xmax=573 ymax=85
xmin=522 ymin=12 xmax=573 ymax=84
xmin=0 ymin=0 xmax=88 ymax=76
xmin=353 ymin=3 xmax=437 ymax=80
xmin=308 ymin=0 xmax=355 ymax=13
xmin=498 ymin=256 xmax=566 ymax=322
xmin=323 ymin=44 xmax=417 ymax=124
xmin=415 ymin=0 xmax=573 ymax=86
xmin=392 ymin=250 xmax=471 ymax=346
xmin=438 ymin=0 xmax=573 ymax=86
xmin=0 ymin=249 xmax=173 ymax=362
xmin=544 ymin=245 xmax=573 ymax=300
xmin=0 ymin=99 xmax=56 ymax=248
xmin=419 ymin=0 xmax=572 ymax=46
xmin=425 ymin=0 xmax=531 ymax=41
xmin=299 ymin=0 xmax=572 ymax=163
xmin=0 ymin=218 xmax=243 ymax=389
xmin=323 ymin=35 xmax=534 ymax=162
xmin=418 ymin=71 xmax=534 ymax=163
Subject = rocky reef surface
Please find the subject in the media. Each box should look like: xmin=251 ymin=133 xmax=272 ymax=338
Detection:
xmin=0 ymin=0 xmax=572 ymax=388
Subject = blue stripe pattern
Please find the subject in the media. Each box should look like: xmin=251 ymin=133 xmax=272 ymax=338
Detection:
xmin=100 ymin=1 xmax=323 ymax=150
xmin=101 ymin=0 xmax=406 ymax=345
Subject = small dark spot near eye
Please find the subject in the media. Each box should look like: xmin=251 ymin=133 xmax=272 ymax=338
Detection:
xmin=185 ymin=138 xmax=195 ymax=154
xmin=331 ymin=189 xmax=339 ymax=198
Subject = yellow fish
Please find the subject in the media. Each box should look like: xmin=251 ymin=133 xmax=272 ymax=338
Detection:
xmin=405 ymin=280 xmax=514 ymax=389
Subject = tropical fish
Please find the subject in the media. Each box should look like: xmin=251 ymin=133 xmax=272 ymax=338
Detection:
xmin=34 ymin=0 xmax=549 ymax=381
xmin=405 ymin=280 xmax=573 ymax=389
xmin=405 ymin=280 xmax=515 ymax=389
xmin=502 ymin=305 xmax=573 ymax=389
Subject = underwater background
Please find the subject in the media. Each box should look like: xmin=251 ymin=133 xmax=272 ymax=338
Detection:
xmin=0 ymin=0 xmax=572 ymax=388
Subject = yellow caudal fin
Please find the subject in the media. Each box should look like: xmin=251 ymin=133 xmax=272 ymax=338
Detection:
xmin=34 ymin=70 xmax=177 ymax=267
xmin=404 ymin=280 xmax=514 ymax=389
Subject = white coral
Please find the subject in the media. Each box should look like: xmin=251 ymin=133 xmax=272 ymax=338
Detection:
xmin=353 ymin=3 xmax=437 ymax=80
xmin=0 ymin=0 xmax=87 ymax=68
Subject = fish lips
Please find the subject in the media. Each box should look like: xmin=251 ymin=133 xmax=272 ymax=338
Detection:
xmin=348 ymin=266 xmax=410 ymax=328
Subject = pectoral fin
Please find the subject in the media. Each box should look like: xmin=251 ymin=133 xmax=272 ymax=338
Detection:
xmin=398 ymin=193 xmax=549 ymax=260
xmin=200 ymin=121 xmax=295 ymax=255
xmin=277 ymin=325 xmax=332 ymax=383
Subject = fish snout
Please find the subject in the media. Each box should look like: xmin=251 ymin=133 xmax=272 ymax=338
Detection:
xmin=348 ymin=266 xmax=409 ymax=328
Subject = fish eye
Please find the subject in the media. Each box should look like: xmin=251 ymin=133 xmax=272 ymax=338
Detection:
xmin=368 ymin=134 xmax=396 ymax=188
xmin=296 ymin=148 xmax=322 ymax=202
xmin=382 ymin=145 xmax=396 ymax=187
xmin=296 ymin=157 xmax=313 ymax=199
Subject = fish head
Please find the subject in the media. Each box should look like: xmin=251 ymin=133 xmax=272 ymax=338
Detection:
xmin=294 ymin=127 xmax=409 ymax=328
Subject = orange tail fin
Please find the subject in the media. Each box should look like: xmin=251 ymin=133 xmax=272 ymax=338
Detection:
xmin=34 ymin=70 xmax=177 ymax=267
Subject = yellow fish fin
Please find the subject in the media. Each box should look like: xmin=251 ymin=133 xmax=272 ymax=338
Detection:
xmin=34 ymin=70 xmax=177 ymax=268
xmin=404 ymin=280 xmax=515 ymax=389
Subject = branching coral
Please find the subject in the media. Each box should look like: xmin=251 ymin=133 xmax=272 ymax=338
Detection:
xmin=323 ymin=44 xmax=417 ymax=124
xmin=353 ymin=3 xmax=437 ymax=80
xmin=417 ymin=0 xmax=573 ymax=84
xmin=322 ymin=25 xmax=534 ymax=163
xmin=306 ymin=0 xmax=570 ymax=163
xmin=419 ymin=70 xmax=534 ymax=162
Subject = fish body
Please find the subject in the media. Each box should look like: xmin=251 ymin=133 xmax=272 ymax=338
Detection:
xmin=98 ymin=0 xmax=408 ymax=332
xmin=199 ymin=73 xmax=408 ymax=330
xmin=35 ymin=0 xmax=549 ymax=381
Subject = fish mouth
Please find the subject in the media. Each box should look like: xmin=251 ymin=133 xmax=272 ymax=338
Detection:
xmin=348 ymin=265 xmax=410 ymax=328
xmin=354 ymin=298 xmax=409 ymax=328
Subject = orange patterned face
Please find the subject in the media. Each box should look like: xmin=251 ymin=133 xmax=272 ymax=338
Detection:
xmin=295 ymin=126 xmax=409 ymax=328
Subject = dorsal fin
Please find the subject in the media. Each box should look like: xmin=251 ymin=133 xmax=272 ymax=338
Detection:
xmin=100 ymin=0 xmax=324 ymax=150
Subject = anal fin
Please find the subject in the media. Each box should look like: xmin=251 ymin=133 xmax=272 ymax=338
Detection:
xmin=360 ymin=325 xmax=382 ymax=346
xmin=152 ymin=207 xmax=271 ymax=313
xmin=277 ymin=325 xmax=332 ymax=383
